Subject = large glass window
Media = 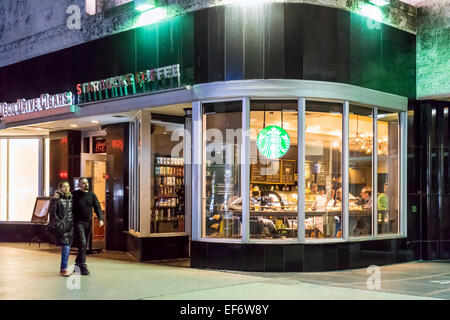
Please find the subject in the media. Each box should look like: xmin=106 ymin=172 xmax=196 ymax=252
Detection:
xmin=197 ymin=98 xmax=405 ymax=242
xmin=349 ymin=106 xmax=374 ymax=237
xmin=203 ymin=101 xmax=242 ymax=238
xmin=249 ymin=101 xmax=298 ymax=240
xmin=151 ymin=118 xmax=185 ymax=233
xmin=377 ymin=110 xmax=399 ymax=234
xmin=0 ymin=139 xmax=41 ymax=222
xmin=305 ymin=101 xmax=342 ymax=239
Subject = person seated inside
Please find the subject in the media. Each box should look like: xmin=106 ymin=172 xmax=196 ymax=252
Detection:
xmin=311 ymin=186 xmax=330 ymax=212
xmin=331 ymin=188 xmax=343 ymax=237
xmin=356 ymin=186 xmax=373 ymax=210
xmin=377 ymin=183 xmax=389 ymax=211
xmin=351 ymin=186 xmax=372 ymax=235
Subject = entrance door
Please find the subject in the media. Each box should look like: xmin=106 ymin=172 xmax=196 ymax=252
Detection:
xmin=81 ymin=153 xmax=107 ymax=249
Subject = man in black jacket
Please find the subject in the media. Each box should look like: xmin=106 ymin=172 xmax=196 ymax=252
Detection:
xmin=73 ymin=177 xmax=104 ymax=275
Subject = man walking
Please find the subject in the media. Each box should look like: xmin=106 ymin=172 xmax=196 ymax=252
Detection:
xmin=73 ymin=177 xmax=104 ymax=275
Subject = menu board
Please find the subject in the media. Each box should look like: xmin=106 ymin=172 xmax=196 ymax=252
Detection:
xmin=31 ymin=197 xmax=51 ymax=224
xmin=265 ymin=160 xmax=281 ymax=183
xmin=251 ymin=158 xmax=296 ymax=184
xmin=250 ymin=161 xmax=266 ymax=182
xmin=281 ymin=160 xmax=295 ymax=183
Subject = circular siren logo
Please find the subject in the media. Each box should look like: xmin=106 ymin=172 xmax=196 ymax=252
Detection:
xmin=256 ymin=125 xmax=290 ymax=159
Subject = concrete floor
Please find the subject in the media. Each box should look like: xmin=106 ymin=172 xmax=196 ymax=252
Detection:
xmin=0 ymin=243 xmax=448 ymax=300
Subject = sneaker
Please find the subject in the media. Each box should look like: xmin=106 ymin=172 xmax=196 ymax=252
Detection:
xmin=60 ymin=269 xmax=71 ymax=277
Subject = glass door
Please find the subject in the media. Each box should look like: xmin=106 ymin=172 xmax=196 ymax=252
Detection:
xmin=81 ymin=153 xmax=107 ymax=249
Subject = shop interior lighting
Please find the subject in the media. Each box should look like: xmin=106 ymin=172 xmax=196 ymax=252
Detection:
xmin=70 ymin=124 xmax=78 ymax=128
xmin=91 ymin=120 xmax=99 ymax=124
xmin=135 ymin=0 xmax=156 ymax=12
xmin=369 ymin=0 xmax=390 ymax=6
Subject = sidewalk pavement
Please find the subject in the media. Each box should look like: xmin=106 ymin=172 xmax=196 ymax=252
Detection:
xmin=0 ymin=243 xmax=448 ymax=300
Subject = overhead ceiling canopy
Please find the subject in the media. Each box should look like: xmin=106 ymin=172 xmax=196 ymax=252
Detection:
xmin=399 ymin=0 xmax=444 ymax=7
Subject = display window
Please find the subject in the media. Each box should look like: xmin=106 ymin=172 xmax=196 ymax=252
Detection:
xmin=195 ymin=97 xmax=405 ymax=243
xmin=249 ymin=101 xmax=298 ymax=240
xmin=151 ymin=120 xmax=186 ymax=233
xmin=376 ymin=110 xmax=399 ymax=235
xmin=305 ymin=101 xmax=343 ymax=239
xmin=202 ymin=101 xmax=243 ymax=239
xmin=0 ymin=138 xmax=45 ymax=222
xmin=349 ymin=105 xmax=374 ymax=237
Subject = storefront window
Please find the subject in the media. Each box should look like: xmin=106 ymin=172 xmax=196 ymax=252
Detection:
xmin=0 ymin=140 xmax=7 ymax=221
xmin=202 ymin=101 xmax=242 ymax=239
xmin=377 ymin=111 xmax=399 ymax=234
xmin=249 ymin=101 xmax=298 ymax=240
xmin=305 ymin=101 xmax=343 ymax=239
xmin=349 ymin=106 xmax=374 ymax=237
xmin=151 ymin=118 xmax=185 ymax=233
xmin=196 ymin=96 xmax=405 ymax=243
xmin=0 ymin=139 xmax=41 ymax=222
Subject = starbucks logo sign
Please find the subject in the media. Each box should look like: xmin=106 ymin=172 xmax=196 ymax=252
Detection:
xmin=256 ymin=125 xmax=290 ymax=159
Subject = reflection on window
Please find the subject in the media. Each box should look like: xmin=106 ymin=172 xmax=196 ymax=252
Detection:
xmin=349 ymin=106 xmax=374 ymax=237
xmin=305 ymin=102 xmax=342 ymax=239
xmin=377 ymin=111 xmax=399 ymax=234
xmin=203 ymin=102 xmax=242 ymax=238
xmin=249 ymin=101 xmax=298 ymax=240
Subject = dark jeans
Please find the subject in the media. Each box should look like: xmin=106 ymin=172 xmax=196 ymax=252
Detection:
xmin=74 ymin=221 xmax=91 ymax=268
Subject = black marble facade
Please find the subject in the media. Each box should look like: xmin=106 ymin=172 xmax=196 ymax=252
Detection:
xmin=105 ymin=123 xmax=129 ymax=251
xmin=194 ymin=3 xmax=416 ymax=99
xmin=191 ymin=239 xmax=414 ymax=272
xmin=408 ymin=100 xmax=450 ymax=260
xmin=0 ymin=3 xmax=415 ymax=102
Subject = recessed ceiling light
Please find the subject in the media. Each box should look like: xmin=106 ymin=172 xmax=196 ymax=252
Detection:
xmin=70 ymin=124 xmax=78 ymax=128
xmin=91 ymin=120 xmax=99 ymax=124
xmin=35 ymin=127 xmax=43 ymax=131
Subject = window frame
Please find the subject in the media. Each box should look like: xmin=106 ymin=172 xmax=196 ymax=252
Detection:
xmin=194 ymin=97 xmax=406 ymax=244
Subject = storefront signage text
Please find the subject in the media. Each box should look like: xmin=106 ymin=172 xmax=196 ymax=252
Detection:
xmin=0 ymin=92 xmax=73 ymax=118
xmin=256 ymin=125 xmax=291 ymax=159
xmin=93 ymin=137 xmax=107 ymax=153
xmin=76 ymin=64 xmax=180 ymax=103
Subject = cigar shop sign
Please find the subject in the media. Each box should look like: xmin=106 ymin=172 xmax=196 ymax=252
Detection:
xmin=0 ymin=92 xmax=74 ymax=123
xmin=76 ymin=64 xmax=181 ymax=103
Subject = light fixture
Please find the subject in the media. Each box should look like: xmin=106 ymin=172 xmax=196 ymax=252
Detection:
xmin=70 ymin=124 xmax=78 ymax=128
xmin=369 ymin=0 xmax=390 ymax=6
xmin=350 ymin=115 xmax=388 ymax=156
xmin=135 ymin=0 xmax=156 ymax=12
xmin=136 ymin=7 xmax=168 ymax=28
xmin=35 ymin=127 xmax=43 ymax=131
xmin=360 ymin=3 xmax=383 ymax=22
xmin=91 ymin=120 xmax=99 ymax=124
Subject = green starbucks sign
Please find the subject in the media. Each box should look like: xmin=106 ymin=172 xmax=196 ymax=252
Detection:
xmin=256 ymin=125 xmax=290 ymax=159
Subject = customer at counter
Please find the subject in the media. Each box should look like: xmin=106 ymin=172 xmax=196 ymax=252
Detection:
xmin=356 ymin=187 xmax=373 ymax=210
xmin=350 ymin=186 xmax=372 ymax=236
